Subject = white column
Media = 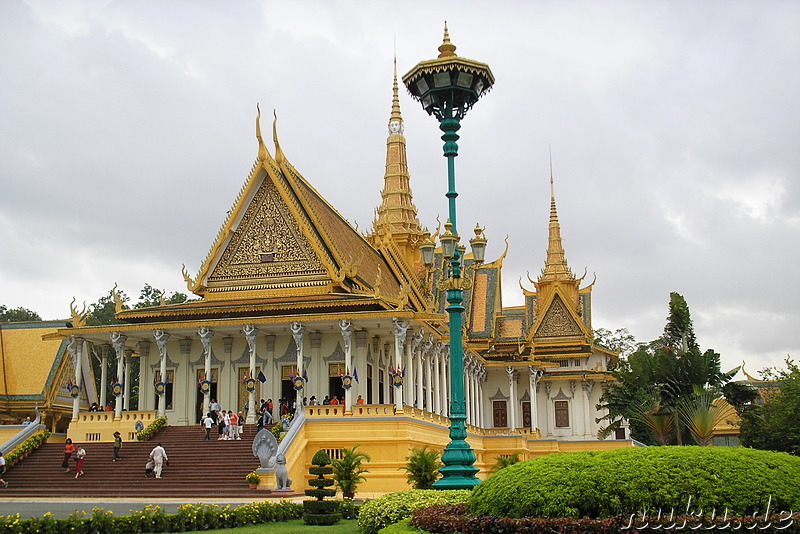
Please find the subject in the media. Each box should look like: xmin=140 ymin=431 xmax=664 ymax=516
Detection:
xmin=425 ymin=344 xmax=434 ymax=413
xmin=544 ymin=381 xmax=553 ymax=436
xmin=570 ymin=380 xmax=579 ymax=436
xmin=340 ymin=319 xmax=354 ymax=411
xmin=507 ymin=366 xmax=517 ymax=431
xmin=123 ymin=348 xmax=132 ymax=411
xmin=244 ymin=325 xmax=258 ymax=424
xmin=137 ymin=340 xmax=150 ymax=411
xmin=291 ymin=322 xmax=305 ymax=414
xmin=392 ymin=318 xmax=409 ymax=412
xmin=154 ymin=330 xmax=170 ymax=418
xmin=582 ymin=380 xmax=594 ymax=438
xmin=98 ymin=344 xmax=110 ymax=409
xmin=415 ymin=339 xmax=424 ymax=409
xmin=199 ymin=327 xmax=214 ymax=414
xmin=111 ymin=332 xmax=127 ymax=419
xmin=529 ymin=367 xmax=543 ymax=433
xmin=433 ymin=347 xmax=442 ymax=414
xmin=464 ymin=358 xmax=472 ymax=425
xmin=355 ymin=330 xmax=368 ymax=403
xmin=68 ymin=336 xmax=84 ymax=420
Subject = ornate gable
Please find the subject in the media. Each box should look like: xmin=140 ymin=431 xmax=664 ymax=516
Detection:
xmin=207 ymin=172 xmax=327 ymax=288
xmin=533 ymin=293 xmax=584 ymax=339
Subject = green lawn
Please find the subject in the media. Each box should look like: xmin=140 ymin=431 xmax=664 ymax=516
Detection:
xmin=183 ymin=519 xmax=360 ymax=534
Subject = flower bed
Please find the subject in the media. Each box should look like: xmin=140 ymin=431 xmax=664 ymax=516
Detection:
xmin=136 ymin=416 xmax=166 ymax=441
xmin=5 ymin=430 xmax=50 ymax=467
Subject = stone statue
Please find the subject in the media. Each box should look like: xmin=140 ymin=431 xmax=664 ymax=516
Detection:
xmin=275 ymin=454 xmax=292 ymax=491
xmin=252 ymin=428 xmax=278 ymax=468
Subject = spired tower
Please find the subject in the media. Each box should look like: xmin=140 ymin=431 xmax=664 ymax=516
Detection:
xmin=369 ymin=59 xmax=426 ymax=272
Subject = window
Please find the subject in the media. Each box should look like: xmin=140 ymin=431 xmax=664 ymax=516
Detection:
xmin=521 ymin=401 xmax=531 ymax=429
xmin=554 ymin=400 xmax=570 ymax=428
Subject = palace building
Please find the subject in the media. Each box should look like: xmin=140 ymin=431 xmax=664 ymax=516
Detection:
xmin=1 ymin=37 xmax=633 ymax=491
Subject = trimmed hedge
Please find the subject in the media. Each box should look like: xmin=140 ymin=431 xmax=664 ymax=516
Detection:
xmin=468 ymin=446 xmax=800 ymax=518
xmin=357 ymin=489 xmax=471 ymax=534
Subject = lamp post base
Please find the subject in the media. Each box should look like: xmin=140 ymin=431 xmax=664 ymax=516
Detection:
xmin=433 ymin=415 xmax=480 ymax=490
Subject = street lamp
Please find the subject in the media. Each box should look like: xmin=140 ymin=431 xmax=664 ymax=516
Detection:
xmin=403 ymin=23 xmax=494 ymax=490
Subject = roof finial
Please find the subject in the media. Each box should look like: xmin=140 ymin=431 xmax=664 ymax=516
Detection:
xmin=390 ymin=54 xmax=403 ymax=127
xmin=438 ymin=21 xmax=457 ymax=58
xmin=272 ymin=109 xmax=285 ymax=165
xmin=256 ymin=103 xmax=268 ymax=162
xmin=540 ymin=147 xmax=573 ymax=283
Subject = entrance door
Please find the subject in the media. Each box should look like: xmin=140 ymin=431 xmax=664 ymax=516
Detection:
xmin=493 ymin=400 xmax=508 ymax=428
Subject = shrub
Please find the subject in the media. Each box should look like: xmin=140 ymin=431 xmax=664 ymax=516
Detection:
xmin=136 ymin=417 xmax=166 ymax=441
xmin=468 ymin=446 xmax=800 ymax=519
xmin=332 ymin=444 xmax=371 ymax=498
xmin=402 ymin=446 xmax=442 ymax=489
xmin=303 ymin=449 xmax=340 ymax=525
xmin=357 ymin=489 xmax=471 ymax=534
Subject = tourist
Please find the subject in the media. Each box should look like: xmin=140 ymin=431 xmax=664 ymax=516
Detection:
xmin=89 ymin=402 xmax=99 ymax=412
xmin=237 ymin=411 xmax=244 ymax=439
xmin=267 ymin=398 xmax=274 ymax=415
xmin=149 ymin=443 xmax=168 ymax=479
xmin=22 ymin=416 xmax=31 ymax=425
xmin=228 ymin=410 xmax=239 ymax=440
xmin=261 ymin=406 xmax=273 ymax=427
xmin=0 ymin=451 xmax=8 ymax=488
xmin=74 ymin=444 xmax=86 ymax=478
xmin=356 ymin=395 xmax=365 ymax=405
xmin=322 ymin=395 xmax=330 ymax=405
xmin=223 ymin=410 xmax=232 ymax=440
xmin=112 ymin=431 xmax=122 ymax=461
xmin=202 ymin=412 xmax=214 ymax=440
xmin=62 ymin=438 xmax=75 ymax=472
xmin=104 ymin=403 xmax=113 ymax=412
xmin=309 ymin=395 xmax=319 ymax=406
xmin=210 ymin=398 xmax=221 ymax=413
xmin=330 ymin=396 xmax=340 ymax=405
xmin=216 ymin=410 xmax=226 ymax=440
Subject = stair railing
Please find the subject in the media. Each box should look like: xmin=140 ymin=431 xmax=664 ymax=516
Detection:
xmin=0 ymin=406 xmax=45 ymax=455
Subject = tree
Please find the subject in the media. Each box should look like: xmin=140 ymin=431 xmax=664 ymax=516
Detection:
xmin=739 ymin=359 xmax=800 ymax=455
xmin=332 ymin=444 xmax=371 ymax=498
xmin=402 ymin=446 xmax=442 ymax=489
xmin=133 ymin=283 xmax=189 ymax=309
xmin=0 ymin=305 xmax=42 ymax=322
xmin=593 ymin=327 xmax=638 ymax=358
xmin=598 ymin=292 xmax=738 ymax=446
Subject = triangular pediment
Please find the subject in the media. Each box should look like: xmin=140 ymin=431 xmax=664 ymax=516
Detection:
xmin=207 ymin=171 xmax=328 ymax=289
xmin=533 ymin=293 xmax=584 ymax=339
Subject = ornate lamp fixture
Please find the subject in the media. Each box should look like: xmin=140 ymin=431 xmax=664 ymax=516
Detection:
xmin=403 ymin=23 xmax=494 ymax=490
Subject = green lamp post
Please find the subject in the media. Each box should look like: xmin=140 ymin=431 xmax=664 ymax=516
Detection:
xmin=403 ymin=23 xmax=494 ymax=490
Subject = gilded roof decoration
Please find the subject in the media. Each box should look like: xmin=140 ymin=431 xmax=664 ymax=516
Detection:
xmin=534 ymin=294 xmax=584 ymax=339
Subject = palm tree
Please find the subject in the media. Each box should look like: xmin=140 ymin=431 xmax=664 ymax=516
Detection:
xmin=402 ymin=446 xmax=442 ymax=489
xmin=489 ymin=452 xmax=522 ymax=474
xmin=332 ymin=445 xmax=371 ymax=499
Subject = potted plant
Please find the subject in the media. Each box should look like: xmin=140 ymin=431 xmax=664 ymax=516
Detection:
xmin=245 ymin=470 xmax=260 ymax=489
xmin=332 ymin=444 xmax=371 ymax=499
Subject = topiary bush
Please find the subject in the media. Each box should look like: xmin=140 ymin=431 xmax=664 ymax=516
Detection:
xmin=303 ymin=449 xmax=340 ymax=526
xmin=357 ymin=489 xmax=471 ymax=534
xmin=468 ymin=446 xmax=800 ymax=519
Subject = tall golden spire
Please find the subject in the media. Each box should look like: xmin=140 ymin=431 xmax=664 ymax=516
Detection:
xmin=371 ymin=59 xmax=424 ymax=263
xmin=438 ymin=21 xmax=457 ymax=58
xmin=539 ymin=160 xmax=574 ymax=283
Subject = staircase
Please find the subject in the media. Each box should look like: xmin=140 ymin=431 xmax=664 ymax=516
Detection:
xmin=2 ymin=425 xmax=278 ymax=498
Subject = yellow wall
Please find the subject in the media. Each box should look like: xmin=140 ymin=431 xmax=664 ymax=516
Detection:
xmin=66 ymin=411 xmax=160 ymax=443
xmin=270 ymin=405 xmax=636 ymax=495
xmin=0 ymin=324 xmax=64 ymax=396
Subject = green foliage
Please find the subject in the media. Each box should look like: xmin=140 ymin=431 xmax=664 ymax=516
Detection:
xmin=312 ymin=449 xmax=332 ymax=466
xmin=740 ymin=359 xmax=800 ymax=455
xmin=136 ymin=417 xmax=166 ymax=441
xmin=402 ymin=446 xmax=442 ymax=489
xmin=597 ymin=292 xmax=740 ymax=445
xmin=332 ymin=444 xmax=371 ymax=497
xmin=489 ymin=452 xmax=521 ymax=474
xmin=304 ymin=449 xmax=340 ymax=525
xmin=593 ymin=327 xmax=637 ymax=357
xmin=467 ymin=447 xmax=800 ymax=518
xmin=0 ymin=305 xmax=41 ymax=322
xmin=356 ymin=489 xmax=471 ymax=534
xmin=133 ymin=283 xmax=189 ymax=309
xmin=5 ymin=430 xmax=50 ymax=467
xmin=377 ymin=517 xmax=419 ymax=533
xmin=0 ymin=500 xmax=304 ymax=533
xmin=245 ymin=471 xmax=260 ymax=485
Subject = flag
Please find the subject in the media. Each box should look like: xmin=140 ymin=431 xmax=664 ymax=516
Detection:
xmin=353 ymin=367 xmax=359 ymax=383
xmin=303 ymin=369 xmax=309 ymax=383
xmin=257 ymin=371 xmax=267 ymax=383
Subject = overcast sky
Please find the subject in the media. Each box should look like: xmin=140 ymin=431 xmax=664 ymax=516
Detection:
xmin=2 ymin=1 xmax=798 ymax=375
